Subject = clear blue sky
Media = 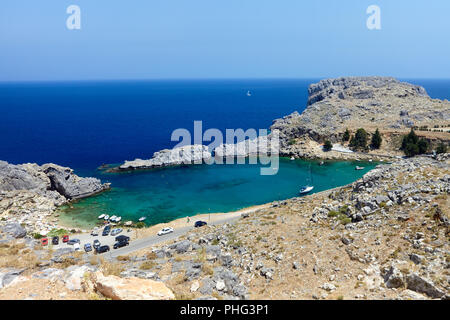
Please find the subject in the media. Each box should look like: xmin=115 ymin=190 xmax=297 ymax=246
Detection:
xmin=1 ymin=0 xmax=449 ymax=81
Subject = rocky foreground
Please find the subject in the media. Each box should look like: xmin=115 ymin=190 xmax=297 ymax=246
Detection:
xmin=0 ymin=161 xmax=110 ymax=234
xmin=1 ymin=154 xmax=448 ymax=300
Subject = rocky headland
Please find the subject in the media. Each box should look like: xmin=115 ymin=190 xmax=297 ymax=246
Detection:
xmin=271 ymin=77 xmax=450 ymax=159
xmin=112 ymin=77 xmax=450 ymax=171
xmin=0 ymin=161 xmax=110 ymax=235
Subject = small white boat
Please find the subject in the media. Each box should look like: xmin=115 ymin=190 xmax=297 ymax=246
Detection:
xmin=109 ymin=215 xmax=117 ymax=222
xmin=138 ymin=217 xmax=146 ymax=222
xmin=355 ymin=166 xmax=365 ymax=170
xmin=115 ymin=216 xmax=122 ymax=222
xmin=104 ymin=215 xmax=110 ymax=221
xmin=319 ymin=161 xmax=325 ymax=166
xmin=290 ymin=156 xmax=295 ymax=161
xmin=98 ymin=214 xmax=105 ymax=220
xmin=299 ymin=186 xmax=314 ymax=194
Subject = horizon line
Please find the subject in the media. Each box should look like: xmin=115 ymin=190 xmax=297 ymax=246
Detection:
xmin=1 ymin=76 xmax=450 ymax=84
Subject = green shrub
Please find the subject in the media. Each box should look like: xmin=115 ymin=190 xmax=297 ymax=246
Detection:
xmin=135 ymin=222 xmax=146 ymax=229
xmin=436 ymin=142 xmax=448 ymax=154
xmin=349 ymin=128 xmax=368 ymax=151
xmin=370 ymin=128 xmax=382 ymax=149
xmin=401 ymin=129 xmax=429 ymax=156
xmin=328 ymin=211 xmax=339 ymax=217
xmin=323 ymin=140 xmax=333 ymax=151
xmin=342 ymin=129 xmax=350 ymax=142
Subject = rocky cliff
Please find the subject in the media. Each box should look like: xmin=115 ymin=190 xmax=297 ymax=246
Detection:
xmin=0 ymin=161 xmax=110 ymax=233
xmin=113 ymin=145 xmax=212 ymax=171
xmin=271 ymin=77 xmax=450 ymax=158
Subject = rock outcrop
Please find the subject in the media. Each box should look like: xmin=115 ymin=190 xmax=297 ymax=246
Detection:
xmin=270 ymin=77 xmax=450 ymax=157
xmin=115 ymin=145 xmax=212 ymax=171
xmin=92 ymin=271 xmax=175 ymax=300
xmin=0 ymin=161 xmax=110 ymax=233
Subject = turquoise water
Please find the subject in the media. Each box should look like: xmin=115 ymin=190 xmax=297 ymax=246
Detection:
xmin=58 ymin=158 xmax=378 ymax=228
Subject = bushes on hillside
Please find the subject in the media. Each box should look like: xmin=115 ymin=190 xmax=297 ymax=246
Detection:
xmin=349 ymin=128 xmax=368 ymax=151
xmin=436 ymin=142 xmax=448 ymax=154
xmin=401 ymin=128 xmax=429 ymax=156
xmin=371 ymin=128 xmax=382 ymax=149
xmin=342 ymin=129 xmax=350 ymax=142
xmin=323 ymin=140 xmax=333 ymax=151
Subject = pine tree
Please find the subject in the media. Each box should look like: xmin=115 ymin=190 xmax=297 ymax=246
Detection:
xmin=436 ymin=142 xmax=447 ymax=154
xmin=323 ymin=140 xmax=333 ymax=151
xmin=342 ymin=128 xmax=350 ymax=142
xmin=371 ymin=128 xmax=382 ymax=149
xmin=350 ymin=128 xmax=368 ymax=151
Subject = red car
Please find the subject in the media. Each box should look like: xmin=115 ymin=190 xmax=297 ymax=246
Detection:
xmin=62 ymin=235 xmax=69 ymax=243
xmin=41 ymin=238 xmax=48 ymax=246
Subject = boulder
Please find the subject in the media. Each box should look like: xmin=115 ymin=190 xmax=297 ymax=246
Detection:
xmin=1 ymin=223 xmax=26 ymax=238
xmin=64 ymin=265 xmax=92 ymax=291
xmin=43 ymin=164 xmax=110 ymax=200
xmin=383 ymin=266 xmax=405 ymax=289
xmin=92 ymin=272 xmax=175 ymax=300
xmin=406 ymin=273 xmax=445 ymax=298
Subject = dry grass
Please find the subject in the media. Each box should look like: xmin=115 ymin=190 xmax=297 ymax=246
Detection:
xmin=0 ymin=241 xmax=40 ymax=270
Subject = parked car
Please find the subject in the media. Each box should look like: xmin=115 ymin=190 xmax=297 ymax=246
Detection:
xmin=157 ymin=227 xmax=174 ymax=236
xmin=41 ymin=238 xmax=48 ymax=246
xmin=115 ymin=235 xmax=130 ymax=242
xmin=93 ymin=239 xmax=101 ymax=250
xmin=194 ymin=221 xmax=207 ymax=228
xmin=84 ymin=243 xmax=92 ymax=252
xmin=91 ymin=228 xmax=99 ymax=236
xmin=111 ymin=228 xmax=123 ymax=236
xmin=96 ymin=245 xmax=110 ymax=254
xmin=52 ymin=236 xmax=59 ymax=245
xmin=102 ymin=225 xmax=111 ymax=236
xmin=62 ymin=235 xmax=69 ymax=243
xmin=113 ymin=240 xmax=129 ymax=249
xmin=74 ymin=243 xmax=80 ymax=251
xmin=67 ymin=239 xmax=80 ymax=245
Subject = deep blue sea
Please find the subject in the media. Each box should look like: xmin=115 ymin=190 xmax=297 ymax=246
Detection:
xmin=0 ymin=78 xmax=448 ymax=227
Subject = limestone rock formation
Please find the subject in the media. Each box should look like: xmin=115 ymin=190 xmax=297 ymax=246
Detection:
xmin=92 ymin=271 xmax=175 ymax=300
xmin=0 ymin=160 xmax=110 ymax=233
xmin=116 ymin=144 xmax=211 ymax=171
xmin=270 ymin=77 xmax=450 ymax=155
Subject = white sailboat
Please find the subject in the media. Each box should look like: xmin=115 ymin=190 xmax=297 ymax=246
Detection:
xmin=299 ymin=164 xmax=314 ymax=195
xmin=299 ymin=185 xmax=314 ymax=194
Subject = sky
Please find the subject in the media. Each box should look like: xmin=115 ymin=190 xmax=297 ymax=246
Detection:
xmin=0 ymin=0 xmax=449 ymax=81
